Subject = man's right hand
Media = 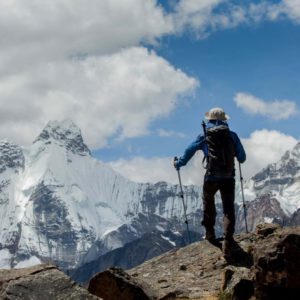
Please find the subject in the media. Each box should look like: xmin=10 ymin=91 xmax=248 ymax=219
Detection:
xmin=173 ymin=157 xmax=180 ymax=170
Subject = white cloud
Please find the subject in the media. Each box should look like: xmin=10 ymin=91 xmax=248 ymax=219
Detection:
xmin=0 ymin=1 xmax=202 ymax=148
xmin=242 ymin=130 xmax=298 ymax=179
xmin=109 ymin=130 xmax=298 ymax=184
xmin=0 ymin=0 xmax=299 ymax=150
xmin=0 ymin=0 xmax=173 ymax=74
xmin=157 ymin=129 xmax=187 ymax=138
xmin=171 ymin=0 xmax=300 ymax=38
xmin=0 ymin=47 xmax=198 ymax=147
xmin=1 ymin=0 xmax=299 ymax=74
xmin=174 ymin=0 xmax=223 ymax=30
xmin=109 ymin=156 xmax=179 ymax=184
xmin=171 ymin=0 xmax=274 ymax=38
xmin=276 ymin=0 xmax=300 ymax=23
xmin=234 ymin=93 xmax=298 ymax=120
xmin=109 ymin=151 xmax=205 ymax=185
xmin=173 ymin=0 xmax=245 ymax=37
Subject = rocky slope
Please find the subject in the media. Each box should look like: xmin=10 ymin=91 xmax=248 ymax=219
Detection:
xmin=88 ymin=224 xmax=300 ymax=300
xmin=0 ymin=225 xmax=299 ymax=300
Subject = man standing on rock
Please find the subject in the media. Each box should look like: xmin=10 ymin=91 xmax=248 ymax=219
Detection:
xmin=174 ymin=107 xmax=246 ymax=259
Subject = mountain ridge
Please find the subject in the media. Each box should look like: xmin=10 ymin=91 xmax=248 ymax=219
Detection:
xmin=0 ymin=120 xmax=201 ymax=270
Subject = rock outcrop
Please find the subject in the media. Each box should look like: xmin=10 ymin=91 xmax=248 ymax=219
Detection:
xmin=88 ymin=224 xmax=300 ymax=300
xmin=0 ymin=264 xmax=101 ymax=299
xmin=251 ymin=224 xmax=300 ymax=299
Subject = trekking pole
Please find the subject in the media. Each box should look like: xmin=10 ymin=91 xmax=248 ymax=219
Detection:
xmin=174 ymin=157 xmax=192 ymax=244
xmin=201 ymin=121 xmax=208 ymax=169
xmin=238 ymin=162 xmax=249 ymax=233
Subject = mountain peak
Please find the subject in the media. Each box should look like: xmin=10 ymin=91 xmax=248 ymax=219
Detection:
xmin=34 ymin=120 xmax=91 ymax=156
xmin=291 ymin=141 xmax=300 ymax=157
xmin=250 ymin=140 xmax=300 ymax=205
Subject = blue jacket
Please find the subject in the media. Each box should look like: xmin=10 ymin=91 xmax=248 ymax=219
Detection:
xmin=175 ymin=120 xmax=246 ymax=179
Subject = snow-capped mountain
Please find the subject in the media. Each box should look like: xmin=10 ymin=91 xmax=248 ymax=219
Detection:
xmin=0 ymin=120 xmax=299 ymax=272
xmin=0 ymin=120 xmax=201 ymax=270
xmin=247 ymin=143 xmax=300 ymax=213
xmin=238 ymin=142 xmax=300 ymax=231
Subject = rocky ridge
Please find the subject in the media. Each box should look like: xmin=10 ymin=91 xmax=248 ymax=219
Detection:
xmin=88 ymin=224 xmax=300 ymax=300
xmin=0 ymin=224 xmax=299 ymax=300
xmin=72 ymin=229 xmax=202 ymax=284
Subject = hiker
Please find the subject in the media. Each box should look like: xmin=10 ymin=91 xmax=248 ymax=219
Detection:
xmin=173 ymin=107 xmax=246 ymax=259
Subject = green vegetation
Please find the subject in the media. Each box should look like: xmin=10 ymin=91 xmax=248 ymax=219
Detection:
xmin=218 ymin=290 xmax=233 ymax=300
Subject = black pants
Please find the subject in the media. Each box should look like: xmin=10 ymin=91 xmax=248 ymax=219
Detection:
xmin=202 ymin=178 xmax=235 ymax=240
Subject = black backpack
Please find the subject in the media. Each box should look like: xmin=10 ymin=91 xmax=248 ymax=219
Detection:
xmin=205 ymin=124 xmax=235 ymax=178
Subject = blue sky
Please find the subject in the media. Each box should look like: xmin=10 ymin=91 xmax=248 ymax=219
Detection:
xmin=96 ymin=1 xmax=300 ymax=183
xmin=97 ymin=18 xmax=300 ymax=159
xmin=0 ymin=0 xmax=299 ymax=184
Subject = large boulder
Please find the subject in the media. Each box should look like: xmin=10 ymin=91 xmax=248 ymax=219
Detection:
xmin=0 ymin=264 xmax=101 ymax=299
xmin=88 ymin=267 xmax=155 ymax=300
xmin=251 ymin=225 xmax=300 ymax=299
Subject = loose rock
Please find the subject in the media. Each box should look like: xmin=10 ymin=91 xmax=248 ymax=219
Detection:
xmin=0 ymin=264 xmax=100 ymax=300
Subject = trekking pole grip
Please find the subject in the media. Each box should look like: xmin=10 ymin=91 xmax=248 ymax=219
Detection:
xmin=174 ymin=156 xmax=180 ymax=172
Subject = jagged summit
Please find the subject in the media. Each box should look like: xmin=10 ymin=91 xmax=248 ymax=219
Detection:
xmin=245 ymin=140 xmax=300 ymax=216
xmin=252 ymin=140 xmax=300 ymax=183
xmin=34 ymin=120 xmax=91 ymax=156
xmin=282 ymin=141 xmax=300 ymax=161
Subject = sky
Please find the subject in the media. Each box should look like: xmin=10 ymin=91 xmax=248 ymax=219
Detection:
xmin=0 ymin=0 xmax=299 ymax=185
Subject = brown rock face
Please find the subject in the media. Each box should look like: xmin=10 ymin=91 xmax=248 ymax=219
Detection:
xmin=252 ymin=226 xmax=300 ymax=299
xmin=0 ymin=264 xmax=100 ymax=300
xmin=87 ymin=224 xmax=300 ymax=300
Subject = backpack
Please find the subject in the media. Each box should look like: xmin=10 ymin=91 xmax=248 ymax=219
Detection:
xmin=205 ymin=124 xmax=235 ymax=178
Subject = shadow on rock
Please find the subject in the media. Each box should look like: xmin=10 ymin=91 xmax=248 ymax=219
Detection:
xmin=208 ymin=237 xmax=223 ymax=250
xmin=224 ymin=240 xmax=253 ymax=268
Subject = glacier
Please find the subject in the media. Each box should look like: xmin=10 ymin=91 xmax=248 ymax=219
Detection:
xmin=0 ymin=120 xmax=201 ymax=269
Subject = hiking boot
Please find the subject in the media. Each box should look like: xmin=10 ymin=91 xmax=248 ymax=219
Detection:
xmin=205 ymin=230 xmax=216 ymax=243
xmin=223 ymin=238 xmax=235 ymax=261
